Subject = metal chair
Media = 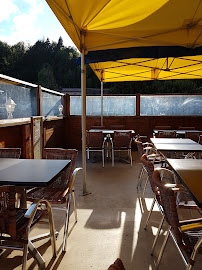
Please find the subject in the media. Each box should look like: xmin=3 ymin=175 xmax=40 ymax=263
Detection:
xmin=90 ymin=125 xmax=105 ymax=129
xmin=86 ymin=130 xmax=106 ymax=167
xmin=178 ymin=126 xmax=195 ymax=130
xmin=151 ymin=168 xmax=202 ymax=270
xmin=111 ymin=131 xmax=132 ymax=167
xmin=154 ymin=126 xmax=171 ymax=130
xmin=27 ymin=148 xmax=81 ymax=252
xmin=134 ymin=136 xmax=163 ymax=189
xmin=0 ymin=148 xmax=21 ymax=158
xmin=0 ymin=185 xmax=56 ymax=270
xmin=185 ymin=131 xmax=202 ymax=142
xmin=156 ymin=130 xmax=176 ymax=138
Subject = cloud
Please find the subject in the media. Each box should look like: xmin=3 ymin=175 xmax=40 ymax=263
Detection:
xmin=0 ymin=0 xmax=76 ymax=48
xmin=0 ymin=0 xmax=18 ymax=23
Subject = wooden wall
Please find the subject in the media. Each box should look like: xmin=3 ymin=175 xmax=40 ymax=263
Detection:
xmin=1 ymin=115 xmax=202 ymax=155
xmin=65 ymin=115 xmax=202 ymax=149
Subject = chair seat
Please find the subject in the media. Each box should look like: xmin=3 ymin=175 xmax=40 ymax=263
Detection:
xmin=0 ymin=208 xmax=46 ymax=242
xmin=27 ymin=186 xmax=68 ymax=204
xmin=181 ymin=225 xmax=202 ymax=254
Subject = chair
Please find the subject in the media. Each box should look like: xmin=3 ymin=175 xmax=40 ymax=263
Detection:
xmin=90 ymin=125 xmax=105 ymax=129
xmin=156 ymin=130 xmax=176 ymax=138
xmin=27 ymin=148 xmax=81 ymax=252
xmin=185 ymin=131 xmax=202 ymax=142
xmin=178 ymin=126 xmax=195 ymax=130
xmin=154 ymin=126 xmax=171 ymax=130
xmin=152 ymin=168 xmax=202 ymax=270
xmin=0 ymin=185 xmax=56 ymax=270
xmin=110 ymin=125 xmax=125 ymax=130
xmin=0 ymin=148 xmax=21 ymax=158
xmin=134 ymin=136 xmax=163 ymax=189
xmin=107 ymin=258 xmax=126 ymax=270
xmin=111 ymin=131 xmax=132 ymax=167
xmin=86 ymin=130 xmax=106 ymax=167
xmin=198 ymin=135 xmax=202 ymax=145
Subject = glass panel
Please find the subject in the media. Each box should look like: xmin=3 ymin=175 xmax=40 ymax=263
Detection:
xmin=42 ymin=91 xmax=63 ymax=117
xmin=140 ymin=95 xmax=202 ymax=116
xmin=0 ymin=82 xmax=36 ymax=120
xmin=70 ymin=96 xmax=136 ymax=116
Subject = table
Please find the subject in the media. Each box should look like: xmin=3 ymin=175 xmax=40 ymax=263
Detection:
xmin=0 ymin=158 xmax=70 ymax=187
xmin=89 ymin=129 xmax=135 ymax=135
xmin=150 ymin=138 xmax=202 ymax=156
xmin=167 ymin=159 xmax=202 ymax=208
xmin=0 ymin=158 xmax=71 ymax=267
xmin=153 ymin=129 xmax=200 ymax=137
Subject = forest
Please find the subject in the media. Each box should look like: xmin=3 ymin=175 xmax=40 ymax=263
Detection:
xmin=0 ymin=37 xmax=202 ymax=94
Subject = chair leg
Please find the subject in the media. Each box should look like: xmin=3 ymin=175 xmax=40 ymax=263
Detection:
xmin=112 ymin=149 xmax=114 ymax=167
xmin=62 ymin=194 xmax=71 ymax=252
xmin=186 ymin=235 xmax=202 ymax=270
xmin=155 ymin=229 xmax=170 ymax=270
xmin=144 ymin=197 xmax=156 ymax=230
xmin=22 ymin=243 xmax=28 ymax=270
xmin=87 ymin=149 xmax=90 ymax=159
xmin=102 ymin=149 xmax=104 ymax=168
xmin=142 ymin=175 xmax=149 ymax=198
xmin=130 ymin=149 xmax=132 ymax=166
xmin=151 ymin=215 xmax=165 ymax=255
xmin=72 ymin=190 xmax=78 ymax=222
xmin=137 ymin=165 xmax=145 ymax=189
xmin=46 ymin=202 xmax=57 ymax=257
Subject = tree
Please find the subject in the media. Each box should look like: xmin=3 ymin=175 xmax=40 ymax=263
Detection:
xmin=37 ymin=63 xmax=58 ymax=90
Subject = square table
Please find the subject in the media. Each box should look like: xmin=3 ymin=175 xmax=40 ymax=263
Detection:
xmin=167 ymin=159 xmax=202 ymax=208
xmin=153 ymin=129 xmax=200 ymax=137
xmin=150 ymin=138 xmax=202 ymax=157
xmin=89 ymin=129 xmax=135 ymax=135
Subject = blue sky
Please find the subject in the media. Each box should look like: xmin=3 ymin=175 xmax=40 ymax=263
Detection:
xmin=0 ymin=0 xmax=76 ymax=48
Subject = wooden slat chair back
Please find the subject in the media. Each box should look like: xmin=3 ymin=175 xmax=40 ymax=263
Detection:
xmin=0 ymin=148 xmax=21 ymax=158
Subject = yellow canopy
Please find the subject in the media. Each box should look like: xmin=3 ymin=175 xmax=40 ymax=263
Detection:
xmin=90 ymin=55 xmax=202 ymax=82
xmin=46 ymin=0 xmax=202 ymax=53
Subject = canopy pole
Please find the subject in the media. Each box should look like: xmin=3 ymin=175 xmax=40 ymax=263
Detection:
xmin=81 ymin=33 xmax=88 ymax=195
xmin=101 ymin=70 xmax=104 ymax=126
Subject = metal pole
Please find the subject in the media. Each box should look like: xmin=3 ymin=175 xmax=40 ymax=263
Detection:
xmin=81 ymin=34 xmax=88 ymax=195
xmin=101 ymin=70 xmax=104 ymax=126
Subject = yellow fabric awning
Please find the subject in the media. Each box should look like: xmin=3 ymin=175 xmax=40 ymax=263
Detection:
xmin=46 ymin=0 xmax=202 ymax=53
xmin=90 ymin=55 xmax=202 ymax=82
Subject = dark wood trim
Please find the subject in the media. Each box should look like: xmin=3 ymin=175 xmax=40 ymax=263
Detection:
xmin=64 ymin=94 xmax=70 ymax=116
xmin=136 ymin=94 xmax=140 ymax=116
xmin=36 ymin=85 xmax=42 ymax=116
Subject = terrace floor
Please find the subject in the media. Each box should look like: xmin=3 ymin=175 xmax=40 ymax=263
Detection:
xmin=1 ymin=151 xmax=202 ymax=270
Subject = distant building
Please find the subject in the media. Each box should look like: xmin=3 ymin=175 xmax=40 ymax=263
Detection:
xmin=60 ymin=88 xmax=111 ymax=96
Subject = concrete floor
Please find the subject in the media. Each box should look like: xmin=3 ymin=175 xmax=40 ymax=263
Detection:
xmin=1 ymin=151 xmax=202 ymax=270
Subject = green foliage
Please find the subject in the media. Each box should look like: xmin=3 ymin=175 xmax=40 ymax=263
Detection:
xmin=1 ymin=37 xmax=202 ymax=94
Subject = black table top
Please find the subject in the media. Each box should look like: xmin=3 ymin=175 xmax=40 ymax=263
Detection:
xmin=0 ymin=158 xmax=71 ymax=186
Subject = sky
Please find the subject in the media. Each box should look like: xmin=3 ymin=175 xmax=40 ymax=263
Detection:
xmin=0 ymin=0 xmax=76 ymax=48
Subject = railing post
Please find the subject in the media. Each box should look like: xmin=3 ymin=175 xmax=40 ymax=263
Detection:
xmin=64 ymin=94 xmax=70 ymax=116
xmin=136 ymin=94 xmax=140 ymax=116
xmin=36 ymin=85 xmax=42 ymax=116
